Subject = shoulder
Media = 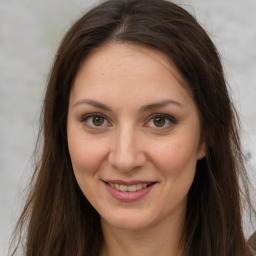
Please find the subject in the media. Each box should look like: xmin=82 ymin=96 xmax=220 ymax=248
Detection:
xmin=249 ymin=231 xmax=256 ymax=256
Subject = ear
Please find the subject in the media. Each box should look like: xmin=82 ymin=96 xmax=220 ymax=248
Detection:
xmin=197 ymin=141 xmax=206 ymax=160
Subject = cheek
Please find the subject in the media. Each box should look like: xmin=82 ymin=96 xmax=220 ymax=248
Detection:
xmin=67 ymin=130 xmax=108 ymax=176
xmin=150 ymin=137 xmax=199 ymax=175
xmin=151 ymin=139 xmax=198 ymax=207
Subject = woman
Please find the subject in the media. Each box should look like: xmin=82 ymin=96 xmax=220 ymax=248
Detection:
xmin=10 ymin=0 xmax=255 ymax=255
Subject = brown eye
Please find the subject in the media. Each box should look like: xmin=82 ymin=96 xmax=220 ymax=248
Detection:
xmin=153 ymin=117 xmax=166 ymax=127
xmin=145 ymin=114 xmax=176 ymax=129
xmin=92 ymin=116 xmax=105 ymax=126
xmin=82 ymin=114 xmax=109 ymax=128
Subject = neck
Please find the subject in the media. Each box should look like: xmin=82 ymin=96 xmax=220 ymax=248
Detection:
xmin=99 ymin=214 xmax=184 ymax=256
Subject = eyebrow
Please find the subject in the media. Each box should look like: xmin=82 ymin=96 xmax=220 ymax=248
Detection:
xmin=72 ymin=98 xmax=182 ymax=111
xmin=73 ymin=99 xmax=112 ymax=111
xmin=140 ymin=99 xmax=182 ymax=111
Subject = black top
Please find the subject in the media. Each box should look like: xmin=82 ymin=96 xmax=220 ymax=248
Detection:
xmin=249 ymin=231 xmax=256 ymax=256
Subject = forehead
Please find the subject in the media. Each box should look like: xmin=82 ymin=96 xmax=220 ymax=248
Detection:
xmin=77 ymin=42 xmax=184 ymax=83
xmin=70 ymin=42 xmax=193 ymax=108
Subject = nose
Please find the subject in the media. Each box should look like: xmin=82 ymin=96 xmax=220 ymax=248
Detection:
xmin=108 ymin=126 xmax=146 ymax=172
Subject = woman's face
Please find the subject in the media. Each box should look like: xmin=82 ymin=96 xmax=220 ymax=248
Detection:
xmin=67 ymin=43 xmax=205 ymax=231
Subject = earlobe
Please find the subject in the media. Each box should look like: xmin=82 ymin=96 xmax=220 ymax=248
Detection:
xmin=197 ymin=142 xmax=206 ymax=160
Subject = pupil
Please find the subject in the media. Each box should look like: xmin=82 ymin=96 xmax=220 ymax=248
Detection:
xmin=93 ymin=116 xmax=104 ymax=126
xmin=154 ymin=117 xmax=165 ymax=127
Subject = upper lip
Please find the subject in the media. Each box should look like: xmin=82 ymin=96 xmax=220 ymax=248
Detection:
xmin=103 ymin=180 xmax=156 ymax=185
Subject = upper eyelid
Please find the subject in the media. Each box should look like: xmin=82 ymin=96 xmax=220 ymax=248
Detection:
xmin=80 ymin=112 xmax=176 ymax=126
xmin=81 ymin=113 xmax=112 ymax=128
xmin=81 ymin=112 xmax=108 ymax=121
xmin=146 ymin=113 xmax=176 ymax=122
xmin=144 ymin=113 xmax=177 ymax=128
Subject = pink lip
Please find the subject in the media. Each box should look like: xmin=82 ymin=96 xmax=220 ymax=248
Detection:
xmin=103 ymin=181 xmax=156 ymax=202
xmin=104 ymin=180 xmax=153 ymax=186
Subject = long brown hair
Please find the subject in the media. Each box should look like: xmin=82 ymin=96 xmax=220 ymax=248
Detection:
xmin=10 ymin=0 xmax=255 ymax=255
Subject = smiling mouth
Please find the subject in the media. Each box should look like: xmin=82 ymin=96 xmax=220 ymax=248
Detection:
xmin=104 ymin=182 xmax=156 ymax=192
xmin=103 ymin=180 xmax=157 ymax=202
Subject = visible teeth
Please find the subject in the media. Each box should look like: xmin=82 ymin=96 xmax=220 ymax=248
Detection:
xmin=136 ymin=184 xmax=142 ymax=190
xmin=120 ymin=185 xmax=128 ymax=192
xmin=109 ymin=183 xmax=149 ymax=191
xmin=128 ymin=185 xmax=136 ymax=192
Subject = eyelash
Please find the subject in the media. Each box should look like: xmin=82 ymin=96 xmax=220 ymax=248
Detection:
xmin=144 ymin=113 xmax=177 ymax=129
xmin=80 ymin=113 xmax=176 ymax=130
xmin=81 ymin=113 xmax=110 ymax=129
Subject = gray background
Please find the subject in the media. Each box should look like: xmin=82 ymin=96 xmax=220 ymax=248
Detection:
xmin=1 ymin=0 xmax=255 ymax=255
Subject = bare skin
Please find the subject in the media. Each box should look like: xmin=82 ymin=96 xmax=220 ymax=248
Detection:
xmin=67 ymin=42 xmax=205 ymax=256
xmin=100 ymin=203 xmax=185 ymax=256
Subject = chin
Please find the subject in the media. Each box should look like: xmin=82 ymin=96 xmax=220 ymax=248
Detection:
xmin=100 ymin=209 xmax=159 ymax=231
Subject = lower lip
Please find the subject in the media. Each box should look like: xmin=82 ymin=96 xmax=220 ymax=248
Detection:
xmin=104 ymin=183 xmax=155 ymax=202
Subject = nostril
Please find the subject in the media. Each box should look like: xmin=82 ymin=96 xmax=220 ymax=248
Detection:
xmin=108 ymin=150 xmax=147 ymax=172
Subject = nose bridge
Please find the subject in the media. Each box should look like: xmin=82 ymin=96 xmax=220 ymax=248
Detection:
xmin=108 ymin=123 xmax=146 ymax=171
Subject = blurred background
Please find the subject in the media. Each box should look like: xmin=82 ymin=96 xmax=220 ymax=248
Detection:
xmin=0 ymin=0 xmax=255 ymax=255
